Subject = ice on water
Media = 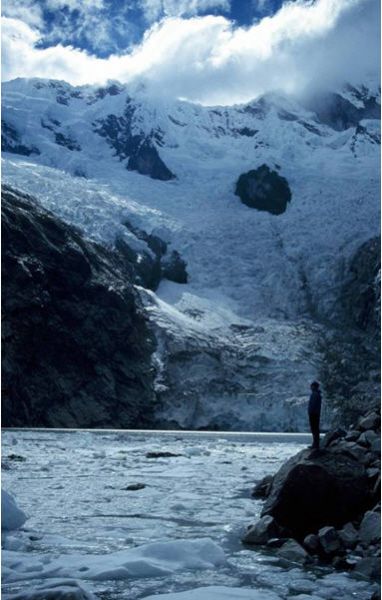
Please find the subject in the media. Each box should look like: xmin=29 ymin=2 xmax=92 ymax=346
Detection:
xmin=1 ymin=430 xmax=378 ymax=600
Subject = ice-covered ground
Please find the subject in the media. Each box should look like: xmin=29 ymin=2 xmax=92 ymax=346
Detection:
xmin=1 ymin=430 xmax=378 ymax=599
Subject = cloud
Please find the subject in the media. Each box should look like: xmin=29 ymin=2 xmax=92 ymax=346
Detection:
xmin=1 ymin=0 xmax=44 ymax=29
xmin=2 ymin=0 xmax=380 ymax=105
xmin=139 ymin=0 xmax=231 ymax=23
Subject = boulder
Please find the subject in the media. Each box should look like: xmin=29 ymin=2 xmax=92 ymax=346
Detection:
xmin=323 ymin=428 xmax=346 ymax=448
xmin=353 ymin=557 xmax=381 ymax=581
xmin=235 ymin=164 xmax=291 ymax=215
xmin=266 ymin=537 xmax=288 ymax=548
xmin=318 ymin=526 xmax=341 ymax=554
xmin=359 ymin=511 xmax=381 ymax=545
xmin=371 ymin=476 xmax=381 ymax=504
xmin=370 ymin=437 xmax=381 ymax=454
xmin=358 ymin=430 xmax=378 ymax=447
xmin=261 ymin=448 xmax=370 ymax=539
xmin=345 ymin=431 xmax=360 ymax=442
xmin=277 ymin=539 xmax=308 ymax=563
xmin=252 ymin=474 xmax=274 ymax=499
xmin=303 ymin=533 xmax=320 ymax=553
xmin=338 ymin=522 xmax=359 ymax=549
xmin=358 ymin=413 xmax=380 ymax=431
xmin=242 ymin=515 xmax=281 ymax=545
xmin=339 ymin=443 xmax=369 ymax=464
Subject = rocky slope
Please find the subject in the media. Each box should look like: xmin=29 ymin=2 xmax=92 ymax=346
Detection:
xmin=2 ymin=185 xmax=157 ymax=428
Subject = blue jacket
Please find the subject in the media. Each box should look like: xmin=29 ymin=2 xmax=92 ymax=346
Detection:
xmin=308 ymin=390 xmax=322 ymax=415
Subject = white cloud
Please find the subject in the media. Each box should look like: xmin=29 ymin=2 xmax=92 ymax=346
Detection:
xmin=140 ymin=0 xmax=231 ymax=23
xmin=2 ymin=0 xmax=380 ymax=105
xmin=1 ymin=0 xmax=44 ymax=29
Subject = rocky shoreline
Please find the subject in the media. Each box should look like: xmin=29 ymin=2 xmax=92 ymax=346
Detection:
xmin=243 ymin=408 xmax=381 ymax=590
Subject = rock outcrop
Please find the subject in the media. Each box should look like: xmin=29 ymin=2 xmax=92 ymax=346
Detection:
xmin=235 ymin=165 xmax=291 ymax=215
xmin=2 ymin=185 xmax=156 ymax=428
xmin=118 ymin=221 xmax=188 ymax=290
xmin=261 ymin=447 xmax=370 ymax=538
xmin=320 ymin=237 xmax=380 ymax=426
xmin=243 ymin=408 xmax=381 ymax=580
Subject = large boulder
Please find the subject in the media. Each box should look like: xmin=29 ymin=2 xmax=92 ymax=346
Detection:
xmin=2 ymin=185 xmax=156 ymax=428
xmin=235 ymin=164 xmax=291 ymax=215
xmin=261 ymin=448 xmax=370 ymax=539
xmin=242 ymin=515 xmax=281 ymax=545
xmin=276 ymin=539 xmax=309 ymax=563
xmin=359 ymin=511 xmax=381 ymax=545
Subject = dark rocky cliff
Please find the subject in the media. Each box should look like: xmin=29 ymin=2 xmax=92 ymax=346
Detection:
xmin=320 ymin=236 xmax=381 ymax=425
xmin=2 ymin=185 xmax=156 ymax=428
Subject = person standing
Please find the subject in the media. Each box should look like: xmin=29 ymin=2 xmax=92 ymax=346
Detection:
xmin=308 ymin=381 xmax=322 ymax=449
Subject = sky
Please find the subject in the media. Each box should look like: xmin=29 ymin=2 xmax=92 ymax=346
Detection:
xmin=2 ymin=0 xmax=380 ymax=105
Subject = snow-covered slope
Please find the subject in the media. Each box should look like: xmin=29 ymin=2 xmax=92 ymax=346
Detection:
xmin=2 ymin=77 xmax=380 ymax=430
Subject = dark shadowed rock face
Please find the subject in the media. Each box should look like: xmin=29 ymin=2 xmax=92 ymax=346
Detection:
xmin=319 ymin=237 xmax=380 ymax=425
xmin=161 ymin=251 xmax=188 ymax=284
xmin=303 ymin=91 xmax=380 ymax=131
xmin=341 ymin=236 xmax=381 ymax=334
xmin=2 ymin=185 xmax=156 ymax=428
xmin=261 ymin=447 xmax=370 ymax=539
xmin=1 ymin=121 xmax=41 ymax=157
xmin=93 ymin=105 xmax=175 ymax=181
xmin=116 ymin=221 xmax=188 ymax=290
xmin=127 ymin=139 xmax=175 ymax=181
xmin=235 ymin=165 xmax=292 ymax=215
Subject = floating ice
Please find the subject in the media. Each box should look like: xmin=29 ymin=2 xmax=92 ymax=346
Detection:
xmin=3 ymin=538 xmax=226 ymax=583
xmin=142 ymin=586 xmax=282 ymax=599
xmin=1 ymin=490 xmax=27 ymax=531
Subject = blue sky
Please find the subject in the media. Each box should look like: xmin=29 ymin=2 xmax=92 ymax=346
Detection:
xmin=2 ymin=0 xmax=285 ymax=57
xmin=2 ymin=0 xmax=379 ymax=105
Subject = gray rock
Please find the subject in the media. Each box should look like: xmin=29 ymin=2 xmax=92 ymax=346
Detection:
xmin=261 ymin=447 xmax=369 ymax=539
xmin=123 ymin=483 xmax=146 ymax=491
xmin=370 ymin=437 xmax=381 ymax=454
xmin=252 ymin=474 xmax=274 ymax=499
xmin=367 ymin=468 xmax=380 ymax=480
xmin=323 ymin=428 xmax=346 ymax=448
xmin=371 ymin=476 xmax=381 ymax=504
xmin=242 ymin=515 xmax=280 ymax=545
xmin=359 ymin=430 xmax=379 ymax=446
xmin=345 ymin=430 xmax=360 ymax=442
xmin=266 ymin=537 xmax=288 ymax=548
xmin=338 ymin=522 xmax=359 ymax=549
xmin=353 ymin=557 xmax=381 ymax=581
xmin=303 ymin=533 xmax=320 ymax=553
xmin=358 ymin=413 xmax=380 ymax=431
xmin=359 ymin=511 xmax=381 ymax=545
xmin=341 ymin=443 xmax=369 ymax=464
xmin=277 ymin=539 xmax=308 ymax=562
xmin=318 ymin=526 xmax=341 ymax=554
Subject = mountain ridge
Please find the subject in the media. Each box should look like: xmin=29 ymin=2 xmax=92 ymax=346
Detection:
xmin=1 ymin=75 xmax=380 ymax=430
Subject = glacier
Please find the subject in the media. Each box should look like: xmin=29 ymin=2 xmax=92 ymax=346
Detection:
xmin=1 ymin=77 xmax=380 ymax=430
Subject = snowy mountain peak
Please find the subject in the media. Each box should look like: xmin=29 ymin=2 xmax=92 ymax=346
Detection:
xmin=1 ymin=75 xmax=380 ymax=431
xmin=2 ymin=77 xmax=380 ymax=182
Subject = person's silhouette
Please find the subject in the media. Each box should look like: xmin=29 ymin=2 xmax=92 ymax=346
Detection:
xmin=308 ymin=381 xmax=321 ymax=449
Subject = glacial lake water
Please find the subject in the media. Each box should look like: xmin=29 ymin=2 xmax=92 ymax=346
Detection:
xmin=1 ymin=429 xmax=378 ymax=599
